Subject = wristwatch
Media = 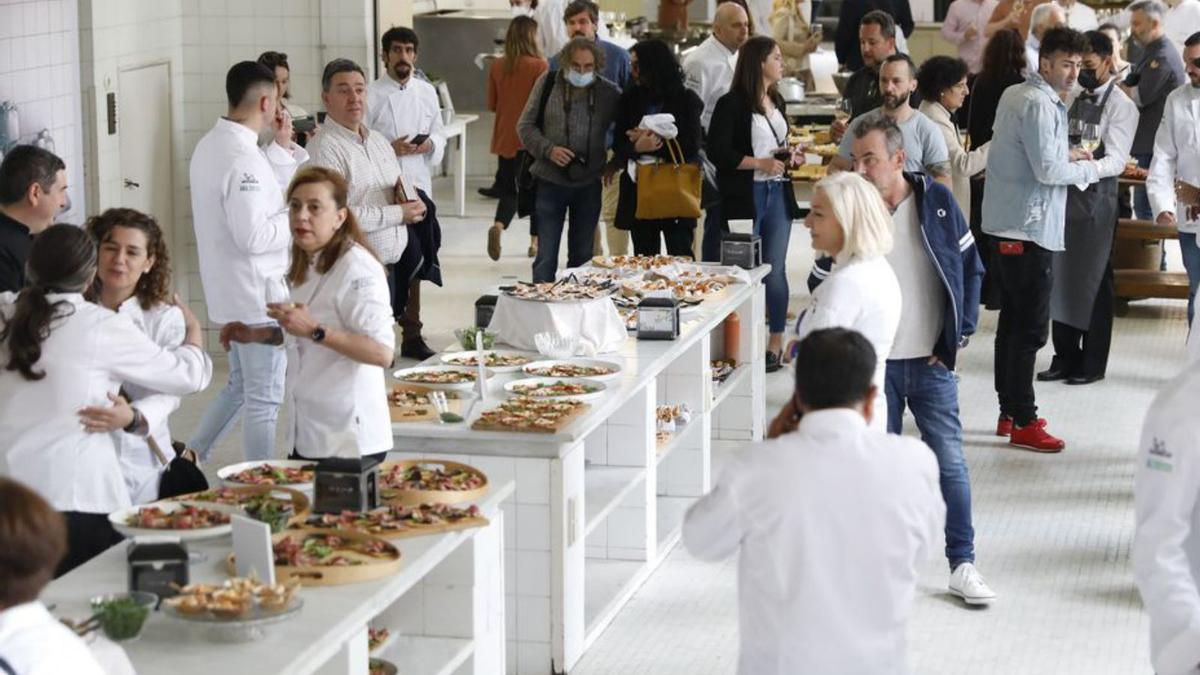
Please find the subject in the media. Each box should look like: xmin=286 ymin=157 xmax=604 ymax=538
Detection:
xmin=311 ymin=325 xmax=327 ymax=343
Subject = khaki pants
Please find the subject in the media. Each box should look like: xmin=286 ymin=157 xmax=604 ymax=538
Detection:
xmin=593 ymin=166 xmax=629 ymax=257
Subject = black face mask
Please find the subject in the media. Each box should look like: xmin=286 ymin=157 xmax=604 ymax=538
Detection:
xmin=1078 ymin=68 xmax=1102 ymax=91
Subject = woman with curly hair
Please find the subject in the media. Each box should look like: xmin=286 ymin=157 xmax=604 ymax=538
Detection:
xmin=79 ymin=208 xmax=192 ymax=503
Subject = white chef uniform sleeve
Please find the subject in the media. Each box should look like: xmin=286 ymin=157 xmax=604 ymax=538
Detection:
xmin=335 ymin=254 xmax=397 ymax=352
xmin=100 ymin=312 xmax=213 ymax=397
xmin=682 ymin=457 xmax=747 ymax=561
xmin=222 ymin=159 xmax=290 ymax=256
xmin=127 ymin=305 xmax=187 ymax=434
xmin=263 ymin=140 xmax=310 ymax=191
xmin=425 ymin=90 xmax=447 ymax=167
xmin=1148 ymin=97 xmax=1181 ymax=219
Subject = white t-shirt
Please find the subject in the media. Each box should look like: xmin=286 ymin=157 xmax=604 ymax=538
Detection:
xmin=0 ymin=602 xmax=105 ymax=675
xmin=887 ymin=193 xmax=943 ymax=359
xmin=751 ymin=108 xmax=788 ymax=181
xmin=285 ymin=244 xmax=396 ymax=458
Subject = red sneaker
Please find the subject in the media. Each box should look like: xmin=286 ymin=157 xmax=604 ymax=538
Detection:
xmin=996 ymin=416 xmax=1013 ymax=437
xmin=1009 ymin=421 xmax=1065 ymax=453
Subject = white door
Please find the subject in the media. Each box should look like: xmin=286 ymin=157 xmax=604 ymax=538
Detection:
xmin=118 ymin=63 xmax=174 ymax=249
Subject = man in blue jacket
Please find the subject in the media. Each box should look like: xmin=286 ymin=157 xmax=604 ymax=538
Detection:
xmin=809 ymin=115 xmax=993 ymax=605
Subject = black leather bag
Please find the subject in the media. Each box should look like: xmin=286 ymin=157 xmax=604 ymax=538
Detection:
xmin=517 ymin=75 xmax=558 ymax=218
xmin=155 ymin=439 xmax=209 ymax=499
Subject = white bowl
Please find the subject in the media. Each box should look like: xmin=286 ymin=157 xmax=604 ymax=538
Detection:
xmin=392 ymin=365 xmax=494 ymax=392
xmin=534 ymin=332 xmax=580 ymax=359
xmin=217 ymin=459 xmax=318 ymax=492
xmin=504 ymin=377 xmax=607 ymax=402
xmin=109 ymin=500 xmax=241 ymax=541
xmin=521 ymin=359 xmax=622 ymax=382
xmin=439 ymin=350 xmax=535 ymax=373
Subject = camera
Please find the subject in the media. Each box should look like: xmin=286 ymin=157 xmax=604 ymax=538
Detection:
xmin=564 ymin=153 xmax=590 ymax=182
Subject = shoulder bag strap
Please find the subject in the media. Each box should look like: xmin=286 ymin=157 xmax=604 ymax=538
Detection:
xmin=0 ymin=655 xmax=18 ymax=675
xmin=535 ymin=73 xmax=556 ymax=131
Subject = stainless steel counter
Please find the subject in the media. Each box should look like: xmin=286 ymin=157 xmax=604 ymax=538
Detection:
xmin=413 ymin=10 xmax=511 ymax=110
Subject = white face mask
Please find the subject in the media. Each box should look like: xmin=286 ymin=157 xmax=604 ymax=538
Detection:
xmin=511 ymin=4 xmax=533 ymax=16
xmin=567 ymin=70 xmax=595 ymax=87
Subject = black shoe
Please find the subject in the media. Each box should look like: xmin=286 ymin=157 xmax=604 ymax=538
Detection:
xmin=1036 ymin=367 xmax=1070 ymax=382
xmin=1066 ymin=373 xmax=1105 ymax=385
xmin=766 ymin=351 xmax=783 ymax=373
xmin=477 ymin=186 xmax=501 ymax=199
xmin=400 ymin=338 xmax=437 ymax=361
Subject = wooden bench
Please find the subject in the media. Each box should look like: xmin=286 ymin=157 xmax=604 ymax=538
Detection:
xmin=1116 ymin=217 xmax=1179 ymax=241
xmin=1114 ymin=269 xmax=1190 ymax=300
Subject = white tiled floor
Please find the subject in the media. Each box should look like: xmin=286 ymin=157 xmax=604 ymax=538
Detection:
xmin=174 ymin=176 xmax=1171 ymax=674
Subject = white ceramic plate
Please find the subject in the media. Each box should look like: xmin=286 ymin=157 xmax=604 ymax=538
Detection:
xmin=109 ymin=500 xmax=241 ymax=541
xmin=439 ymin=350 xmax=536 ymax=373
xmin=504 ymin=377 xmax=607 ymax=402
xmin=520 ymin=359 xmax=622 ymax=382
xmin=391 ymin=365 xmax=493 ymax=392
xmin=217 ymin=459 xmax=318 ymax=491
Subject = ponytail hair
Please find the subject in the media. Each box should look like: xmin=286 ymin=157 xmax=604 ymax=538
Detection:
xmin=1 ymin=224 xmax=97 ymax=381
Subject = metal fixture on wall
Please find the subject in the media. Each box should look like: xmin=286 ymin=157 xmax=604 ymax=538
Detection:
xmin=0 ymin=101 xmax=19 ymax=153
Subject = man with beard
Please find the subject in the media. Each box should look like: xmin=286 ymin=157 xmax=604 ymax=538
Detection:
xmin=831 ymin=54 xmax=952 ymax=188
xmin=833 ymin=9 xmax=900 ymax=143
xmin=1147 ymin=32 xmax=1200 ymax=326
xmin=982 ymin=27 xmax=1100 ymax=453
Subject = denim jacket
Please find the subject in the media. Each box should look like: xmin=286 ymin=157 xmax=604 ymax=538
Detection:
xmin=807 ymin=172 xmax=983 ymax=370
xmin=980 ymin=71 xmax=1100 ymax=251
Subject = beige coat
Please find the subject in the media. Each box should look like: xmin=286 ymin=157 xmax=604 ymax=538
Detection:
xmin=919 ymin=100 xmax=989 ymax=221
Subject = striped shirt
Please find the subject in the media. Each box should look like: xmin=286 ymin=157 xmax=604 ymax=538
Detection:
xmin=304 ymin=117 xmax=408 ymax=263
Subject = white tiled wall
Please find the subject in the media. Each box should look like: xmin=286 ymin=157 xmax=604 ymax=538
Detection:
xmin=0 ymin=0 xmax=86 ymax=223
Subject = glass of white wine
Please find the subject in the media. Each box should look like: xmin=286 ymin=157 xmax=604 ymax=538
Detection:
xmin=834 ymin=98 xmax=851 ymax=123
xmin=1080 ymin=123 xmax=1101 ymax=154
xmin=264 ymin=274 xmax=292 ymax=310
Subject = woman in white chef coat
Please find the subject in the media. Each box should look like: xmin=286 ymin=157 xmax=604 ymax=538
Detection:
xmin=0 ymin=225 xmax=212 ymax=574
xmin=222 ymin=166 xmax=396 ymax=460
xmin=72 ymin=208 xmax=189 ymax=504
xmin=776 ymin=172 xmax=901 ymax=433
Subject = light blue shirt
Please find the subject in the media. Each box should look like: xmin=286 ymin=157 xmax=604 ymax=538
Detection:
xmin=981 ymin=71 xmax=1100 ymax=251
xmin=838 ymin=108 xmax=950 ymax=173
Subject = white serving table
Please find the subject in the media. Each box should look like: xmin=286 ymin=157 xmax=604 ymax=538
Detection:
xmin=442 ymin=113 xmax=480 ymax=217
xmin=42 ymin=481 xmax=514 ymax=675
xmin=391 ymin=266 xmax=769 ymax=673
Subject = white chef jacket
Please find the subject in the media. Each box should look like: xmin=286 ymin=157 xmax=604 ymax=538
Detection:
xmin=1148 ymin=83 xmax=1200 ymax=234
xmin=534 ymin=0 xmax=611 ymax=60
xmin=0 ymin=602 xmax=105 ymax=675
xmin=1056 ymin=0 xmax=1099 ymax=30
xmin=683 ymin=408 xmax=944 ymax=675
xmin=795 ymin=256 xmax=901 ymax=431
xmin=683 ymin=35 xmax=739 ymax=131
xmin=111 ymin=297 xmax=186 ymax=504
xmin=263 ymin=139 xmax=309 ymax=193
xmin=1167 ymin=0 xmax=1200 ymax=53
xmin=1066 ymin=77 xmax=1139 ymax=188
xmin=285 ymin=244 xmax=395 ymax=458
xmin=190 ymin=118 xmax=290 ymax=325
xmin=0 ymin=293 xmax=212 ymax=514
xmin=365 ymin=75 xmax=446 ymax=196
xmin=1134 ymin=361 xmax=1200 ymax=675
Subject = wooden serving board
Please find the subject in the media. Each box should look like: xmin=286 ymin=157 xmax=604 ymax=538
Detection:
xmin=171 ymin=485 xmax=311 ymax=528
xmin=227 ymin=529 xmax=402 ymax=586
xmin=296 ymin=511 xmax=490 ymax=541
xmin=471 ymin=401 xmax=590 ymax=434
xmin=388 ymin=384 xmax=464 ymax=423
xmin=378 ymin=459 xmax=489 ymax=505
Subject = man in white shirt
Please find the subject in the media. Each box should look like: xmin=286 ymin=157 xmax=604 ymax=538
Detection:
xmin=307 ymin=59 xmax=438 ymax=361
xmin=1133 ymin=355 xmax=1200 ymax=675
xmin=534 ymin=0 xmax=611 ymax=59
xmin=1042 ymin=30 xmax=1139 ymax=385
xmin=1056 ymin=0 xmax=1098 ymax=31
xmin=187 ymin=61 xmax=291 ymax=462
xmin=1148 ymin=32 xmax=1200 ymax=325
xmin=366 ymin=26 xmax=445 ymax=198
xmin=683 ymin=1 xmax=751 ymax=261
xmin=1027 ymin=3 xmax=1067 ymax=73
xmin=1165 ymin=0 xmax=1200 ymax=52
xmin=683 ymin=327 xmax=944 ymax=674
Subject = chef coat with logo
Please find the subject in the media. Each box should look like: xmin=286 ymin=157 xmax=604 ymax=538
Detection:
xmin=285 ymin=244 xmax=395 ymax=458
xmin=683 ymin=408 xmax=944 ymax=675
xmin=683 ymin=35 xmax=739 ymax=131
xmin=1148 ymin=82 xmax=1200 ymax=234
xmin=0 ymin=602 xmax=106 ymax=675
xmin=190 ymin=118 xmax=291 ymax=325
xmin=0 ymin=293 xmax=212 ymax=514
xmin=366 ymin=75 xmax=445 ymax=196
xmin=1134 ymin=360 xmax=1200 ymax=675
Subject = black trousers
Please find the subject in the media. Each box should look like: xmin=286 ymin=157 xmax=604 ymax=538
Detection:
xmin=1050 ymin=262 xmax=1114 ymax=378
xmin=992 ymin=238 xmax=1053 ymax=426
xmin=57 ymin=511 xmax=124 ymax=577
xmin=969 ymin=177 xmax=999 ymax=309
xmin=493 ymin=153 xmax=537 ymax=237
xmin=630 ymin=222 xmax=695 ymax=257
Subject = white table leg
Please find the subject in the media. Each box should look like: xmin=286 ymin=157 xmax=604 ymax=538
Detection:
xmin=313 ymin=626 xmax=368 ymax=675
xmin=456 ymin=130 xmax=467 ymax=216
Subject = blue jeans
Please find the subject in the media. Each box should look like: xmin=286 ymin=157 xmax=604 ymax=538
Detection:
xmin=1132 ymin=153 xmax=1152 ymax=221
xmin=532 ymin=179 xmax=602 ymax=282
xmin=886 ymin=357 xmax=976 ymax=569
xmin=1182 ymin=232 xmax=1200 ymax=326
xmin=188 ymin=340 xmax=286 ymax=462
xmin=753 ymin=181 xmax=793 ymax=334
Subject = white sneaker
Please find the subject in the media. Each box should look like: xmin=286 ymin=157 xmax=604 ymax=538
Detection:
xmin=949 ymin=562 xmax=996 ymax=605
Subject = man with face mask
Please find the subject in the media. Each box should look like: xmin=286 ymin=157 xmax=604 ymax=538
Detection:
xmin=1041 ymin=30 xmax=1138 ymax=386
xmin=1147 ymin=32 xmax=1200 ymax=326
xmin=982 ymin=27 xmax=1100 ymax=453
xmin=1121 ymin=0 xmax=1184 ymax=221
xmin=832 ymin=55 xmax=951 ymax=188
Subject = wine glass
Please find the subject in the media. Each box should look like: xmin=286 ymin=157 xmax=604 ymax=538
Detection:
xmin=264 ymin=274 xmax=291 ymax=310
xmin=1067 ymin=118 xmax=1085 ymax=149
xmin=834 ymin=98 xmax=851 ymax=123
xmin=1080 ymin=123 xmax=1101 ymax=154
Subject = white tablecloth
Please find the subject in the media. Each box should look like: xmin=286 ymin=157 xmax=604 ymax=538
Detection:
xmin=489 ymin=294 xmax=627 ymax=355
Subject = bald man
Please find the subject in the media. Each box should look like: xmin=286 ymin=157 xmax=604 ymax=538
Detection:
xmin=686 ymin=2 xmax=752 ymax=260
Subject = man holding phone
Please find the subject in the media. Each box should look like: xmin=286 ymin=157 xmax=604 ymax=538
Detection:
xmin=366 ymin=26 xmax=446 ymax=198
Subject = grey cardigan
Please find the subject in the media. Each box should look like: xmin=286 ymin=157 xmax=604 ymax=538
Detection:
xmin=517 ymin=70 xmax=620 ymax=187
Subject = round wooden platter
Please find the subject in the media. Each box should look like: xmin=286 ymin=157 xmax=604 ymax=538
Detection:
xmin=171 ymin=485 xmax=311 ymax=528
xmin=378 ymin=459 xmax=489 ymax=506
xmin=295 ymin=506 xmax=491 ymax=541
xmin=226 ymin=529 xmax=402 ymax=587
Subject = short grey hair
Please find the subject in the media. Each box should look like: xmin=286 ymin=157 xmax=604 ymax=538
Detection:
xmin=1129 ymin=0 xmax=1166 ymax=21
xmin=321 ymin=58 xmax=365 ymax=92
xmin=558 ymin=37 xmax=606 ymax=73
xmin=1030 ymin=2 xmax=1064 ymax=30
xmin=851 ymin=111 xmax=904 ymax=158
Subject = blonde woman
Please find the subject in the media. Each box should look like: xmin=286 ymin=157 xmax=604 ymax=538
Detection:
xmin=775 ymin=172 xmax=901 ymax=432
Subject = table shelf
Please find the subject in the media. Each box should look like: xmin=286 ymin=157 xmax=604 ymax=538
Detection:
xmin=656 ymin=495 xmax=696 ymax=558
xmin=655 ymin=420 xmax=701 ymax=466
xmin=381 ymin=635 xmax=474 ymax=675
xmin=583 ymin=558 xmax=647 ymax=648
xmin=712 ymin=364 xmax=751 ymax=409
xmin=583 ymin=465 xmax=647 ymax=540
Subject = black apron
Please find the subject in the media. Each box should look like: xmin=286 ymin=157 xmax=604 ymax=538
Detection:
xmin=1051 ymin=80 xmax=1120 ymax=330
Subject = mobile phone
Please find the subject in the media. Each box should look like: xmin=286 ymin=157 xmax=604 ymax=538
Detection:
xmin=407 ymin=133 xmax=430 ymax=146
xmin=316 ymin=111 xmax=327 ymax=124
xmin=292 ymin=116 xmax=317 ymax=135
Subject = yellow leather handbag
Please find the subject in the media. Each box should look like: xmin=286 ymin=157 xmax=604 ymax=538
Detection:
xmin=635 ymin=137 xmax=702 ymax=220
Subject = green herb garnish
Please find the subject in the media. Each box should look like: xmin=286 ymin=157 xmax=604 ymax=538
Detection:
xmin=92 ymin=597 xmax=149 ymax=641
